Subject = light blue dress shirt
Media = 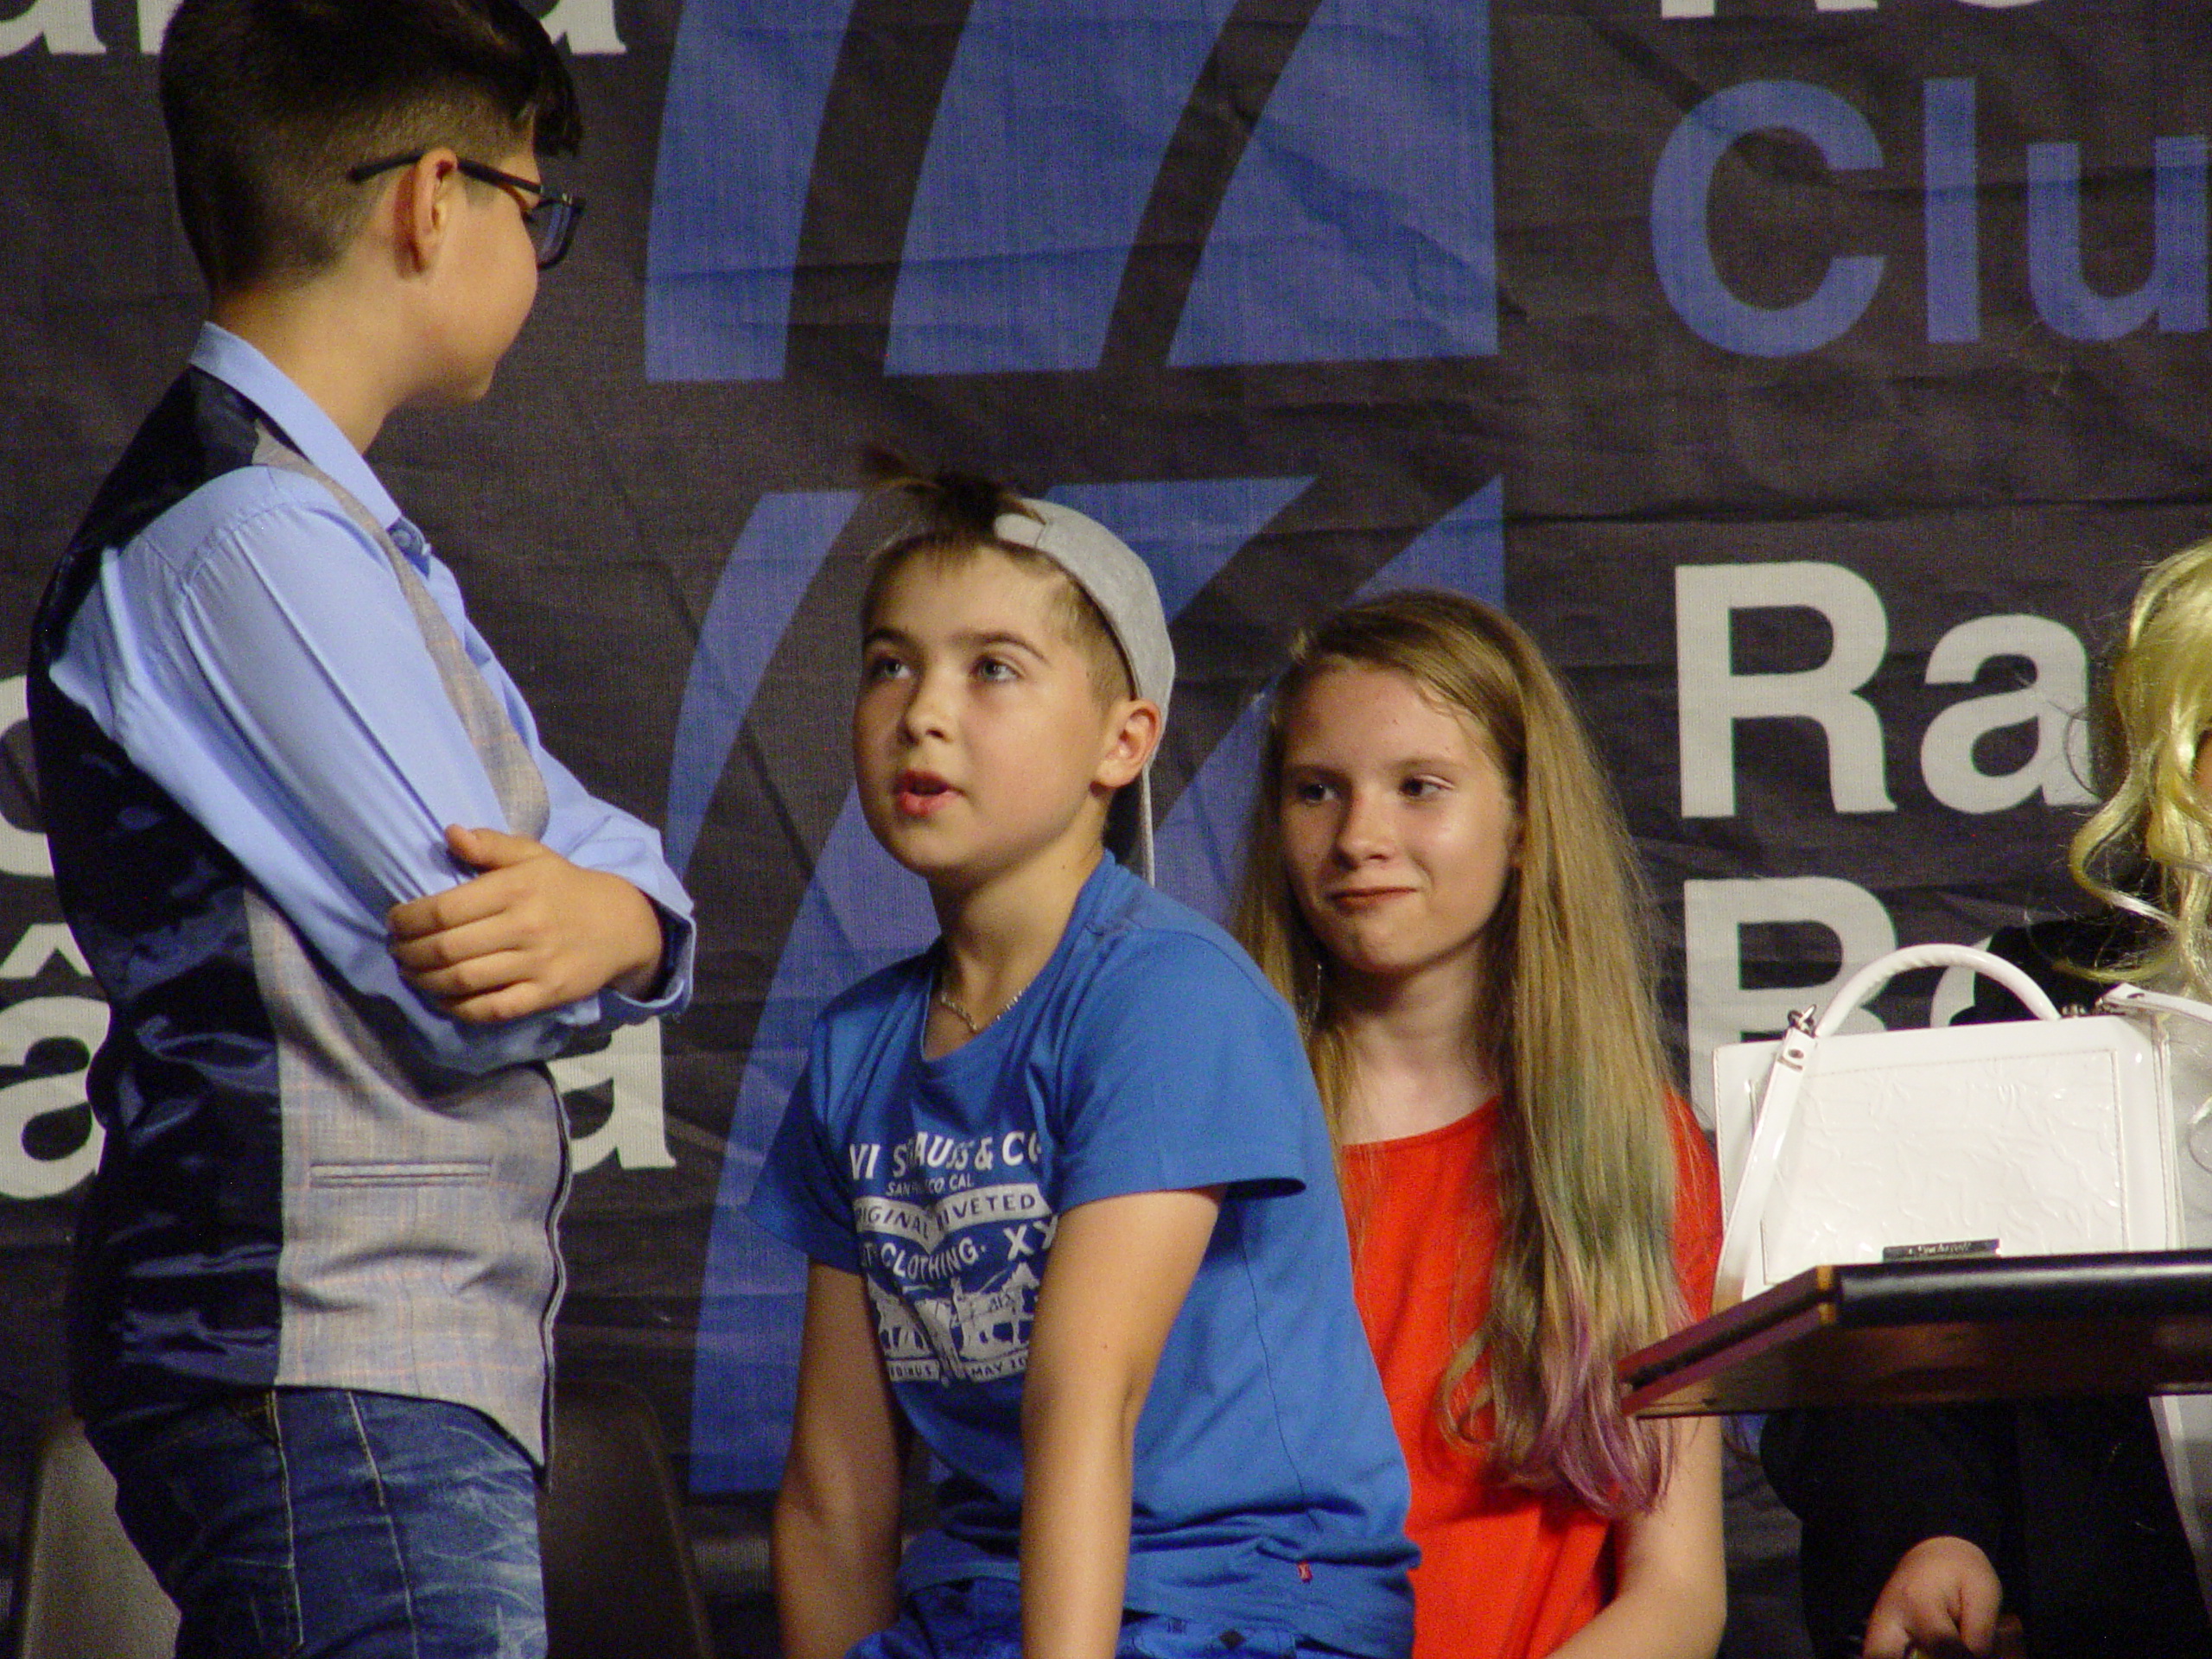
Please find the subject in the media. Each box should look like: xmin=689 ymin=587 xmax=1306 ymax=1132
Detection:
xmin=46 ymin=323 xmax=694 ymax=1073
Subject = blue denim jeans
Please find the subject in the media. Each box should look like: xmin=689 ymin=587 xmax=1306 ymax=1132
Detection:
xmin=851 ymin=1578 xmax=1308 ymax=1659
xmin=90 ymin=1388 xmax=546 ymax=1659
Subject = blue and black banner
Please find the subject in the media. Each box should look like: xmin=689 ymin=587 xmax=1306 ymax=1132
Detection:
xmin=0 ymin=0 xmax=2202 ymax=1500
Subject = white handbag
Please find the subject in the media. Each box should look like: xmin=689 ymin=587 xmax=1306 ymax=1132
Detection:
xmin=1711 ymin=940 xmax=2212 ymax=1612
xmin=1709 ymin=942 xmax=2209 ymax=1304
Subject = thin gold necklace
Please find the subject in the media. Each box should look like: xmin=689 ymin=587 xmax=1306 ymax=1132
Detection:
xmin=933 ymin=975 xmax=1026 ymax=1036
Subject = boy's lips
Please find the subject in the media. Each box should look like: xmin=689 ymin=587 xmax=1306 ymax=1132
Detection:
xmin=892 ymin=769 xmax=957 ymax=817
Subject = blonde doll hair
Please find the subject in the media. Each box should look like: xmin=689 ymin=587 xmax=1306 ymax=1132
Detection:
xmin=2071 ymin=540 xmax=2212 ymax=995
xmin=1231 ymin=590 xmax=1683 ymax=1515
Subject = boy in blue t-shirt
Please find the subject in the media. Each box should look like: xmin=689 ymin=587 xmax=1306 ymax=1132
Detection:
xmin=747 ymin=466 xmax=1414 ymax=1659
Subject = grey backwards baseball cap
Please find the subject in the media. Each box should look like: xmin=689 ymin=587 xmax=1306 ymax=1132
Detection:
xmin=994 ymin=499 xmax=1174 ymax=881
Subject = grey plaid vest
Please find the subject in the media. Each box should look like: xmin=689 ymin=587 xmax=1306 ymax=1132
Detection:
xmin=245 ymin=428 xmax=565 ymax=1461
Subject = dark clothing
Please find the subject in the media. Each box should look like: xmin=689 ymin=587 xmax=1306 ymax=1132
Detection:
xmin=1762 ymin=918 xmax=2212 ymax=1658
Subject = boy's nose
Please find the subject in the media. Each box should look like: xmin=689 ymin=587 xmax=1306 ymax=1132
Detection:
xmin=898 ymin=669 xmax=957 ymax=740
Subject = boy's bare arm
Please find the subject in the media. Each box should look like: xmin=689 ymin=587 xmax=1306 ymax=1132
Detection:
xmin=1020 ymin=1185 xmax=1224 ymax=1659
xmin=776 ymin=1262 xmax=911 ymax=1659
xmin=386 ymin=824 xmax=663 ymax=1020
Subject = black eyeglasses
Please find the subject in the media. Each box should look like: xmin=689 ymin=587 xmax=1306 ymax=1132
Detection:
xmin=346 ymin=152 xmax=585 ymax=270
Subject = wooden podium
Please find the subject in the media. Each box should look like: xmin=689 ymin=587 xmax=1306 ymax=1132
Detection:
xmin=1620 ymin=1249 xmax=2212 ymax=1416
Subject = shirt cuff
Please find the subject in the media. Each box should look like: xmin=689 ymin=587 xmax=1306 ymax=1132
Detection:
xmin=597 ymin=899 xmax=696 ymax=1022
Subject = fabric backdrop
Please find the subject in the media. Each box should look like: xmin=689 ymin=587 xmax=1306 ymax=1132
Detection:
xmin=0 ymin=0 xmax=2202 ymax=1498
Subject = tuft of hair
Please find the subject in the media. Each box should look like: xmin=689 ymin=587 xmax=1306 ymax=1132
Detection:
xmin=159 ymin=0 xmax=582 ymax=294
xmin=857 ymin=447 xmax=1134 ymax=704
xmin=1231 ymin=589 xmax=1686 ymax=1516
xmin=2070 ymin=539 xmax=2212 ymax=995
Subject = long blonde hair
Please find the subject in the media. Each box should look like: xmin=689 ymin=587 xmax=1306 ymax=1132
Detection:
xmin=1232 ymin=590 xmax=1682 ymax=1515
xmin=2071 ymin=540 xmax=2212 ymax=995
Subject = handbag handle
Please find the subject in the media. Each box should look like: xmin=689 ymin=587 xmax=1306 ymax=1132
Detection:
xmin=2101 ymin=982 xmax=2212 ymax=1030
xmin=1713 ymin=944 xmax=2063 ymax=1305
xmin=1815 ymin=942 xmax=2062 ymax=1033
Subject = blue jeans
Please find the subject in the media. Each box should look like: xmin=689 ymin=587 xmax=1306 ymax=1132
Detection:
xmin=90 ymin=1388 xmax=546 ymax=1659
xmin=851 ymin=1578 xmax=1307 ymax=1659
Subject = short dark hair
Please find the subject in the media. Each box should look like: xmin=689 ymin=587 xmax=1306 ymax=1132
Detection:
xmin=856 ymin=451 xmax=1135 ymax=705
xmin=160 ymin=0 xmax=582 ymax=293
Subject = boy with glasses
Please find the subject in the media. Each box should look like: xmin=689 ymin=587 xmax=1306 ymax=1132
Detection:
xmin=26 ymin=2 xmax=692 ymax=1654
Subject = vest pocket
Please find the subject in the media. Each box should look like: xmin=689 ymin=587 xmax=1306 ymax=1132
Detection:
xmin=306 ymin=1160 xmax=493 ymax=1186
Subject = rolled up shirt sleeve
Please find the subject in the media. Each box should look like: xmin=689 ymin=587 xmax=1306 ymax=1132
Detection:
xmin=51 ymin=464 xmax=692 ymax=1074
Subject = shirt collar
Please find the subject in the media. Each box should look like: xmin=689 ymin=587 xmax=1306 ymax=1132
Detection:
xmin=188 ymin=321 xmax=410 ymax=537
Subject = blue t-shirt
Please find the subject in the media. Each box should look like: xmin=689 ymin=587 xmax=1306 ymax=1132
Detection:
xmin=749 ymin=857 xmax=1414 ymax=1656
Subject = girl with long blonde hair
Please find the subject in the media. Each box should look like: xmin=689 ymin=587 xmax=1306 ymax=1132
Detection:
xmin=1235 ymin=589 xmax=1724 ymax=1659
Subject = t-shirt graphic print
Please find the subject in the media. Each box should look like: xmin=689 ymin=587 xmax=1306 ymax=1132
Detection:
xmin=852 ymin=1130 xmax=1055 ymax=1382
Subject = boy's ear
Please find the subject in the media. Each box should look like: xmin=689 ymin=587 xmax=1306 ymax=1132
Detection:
xmin=390 ymin=149 xmax=461 ymax=273
xmin=1095 ymin=697 xmax=1162 ymax=791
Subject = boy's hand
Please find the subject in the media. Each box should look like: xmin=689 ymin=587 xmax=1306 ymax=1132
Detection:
xmin=1863 ymin=1535 xmax=2003 ymax=1659
xmin=386 ymin=824 xmax=664 ymax=1021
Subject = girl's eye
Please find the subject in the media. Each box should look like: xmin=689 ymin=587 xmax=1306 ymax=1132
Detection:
xmin=862 ymin=653 xmax=909 ymax=683
xmin=975 ymin=657 xmax=1017 ymax=683
xmin=1400 ymin=776 xmax=1446 ymax=799
xmin=1288 ymin=779 xmax=1335 ymax=805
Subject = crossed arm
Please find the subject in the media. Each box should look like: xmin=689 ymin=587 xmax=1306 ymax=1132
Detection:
xmin=772 ymin=1187 xmax=1223 ymax=1659
xmin=79 ymin=486 xmax=688 ymax=1057
xmin=386 ymin=823 xmax=664 ymax=1020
